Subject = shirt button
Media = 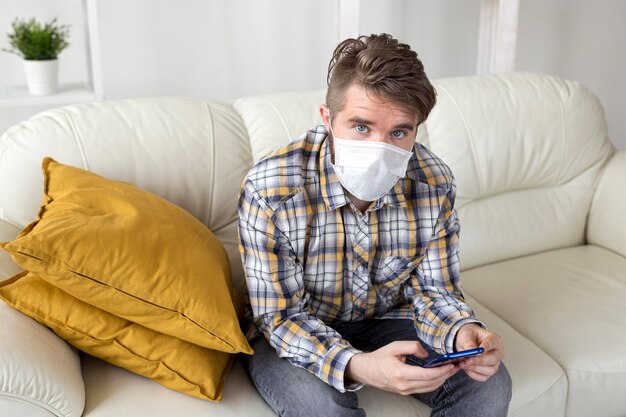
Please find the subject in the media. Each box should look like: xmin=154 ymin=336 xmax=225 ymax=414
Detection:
xmin=358 ymin=265 xmax=366 ymax=273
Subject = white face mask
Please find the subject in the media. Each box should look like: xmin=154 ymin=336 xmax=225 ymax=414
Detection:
xmin=328 ymin=121 xmax=414 ymax=202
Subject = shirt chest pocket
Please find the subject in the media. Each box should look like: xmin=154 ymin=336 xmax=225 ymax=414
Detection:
xmin=372 ymin=256 xmax=419 ymax=300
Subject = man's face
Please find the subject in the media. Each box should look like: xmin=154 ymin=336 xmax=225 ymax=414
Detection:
xmin=320 ymin=84 xmax=419 ymax=154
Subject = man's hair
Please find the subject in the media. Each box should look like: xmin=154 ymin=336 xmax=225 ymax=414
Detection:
xmin=326 ymin=33 xmax=436 ymax=125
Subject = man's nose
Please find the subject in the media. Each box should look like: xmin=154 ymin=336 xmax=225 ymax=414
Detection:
xmin=368 ymin=135 xmax=392 ymax=145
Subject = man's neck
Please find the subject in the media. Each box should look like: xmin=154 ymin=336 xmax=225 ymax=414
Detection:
xmin=348 ymin=193 xmax=373 ymax=214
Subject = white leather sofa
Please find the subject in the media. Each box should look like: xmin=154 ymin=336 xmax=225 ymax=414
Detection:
xmin=1 ymin=73 xmax=624 ymax=417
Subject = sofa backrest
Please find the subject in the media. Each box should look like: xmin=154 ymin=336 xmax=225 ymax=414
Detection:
xmin=0 ymin=73 xmax=615 ymax=294
xmin=234 ymin=73 xmax=615 ymax=271
xmin=0 ymin=98 xmax=252 ymax=290
xmin=233 ymin=90 xmax=326 ymax=163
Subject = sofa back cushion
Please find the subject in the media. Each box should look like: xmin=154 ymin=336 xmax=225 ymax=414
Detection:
xmin=0 ymin=98 xmax=251 ymax=290
xmin=421 ymin=73 xmax=613 ymax=269
xmin=235 ymin=73 xmax=614 ymax=271
xmin=233 ymin=90 xmax=326 ymax=162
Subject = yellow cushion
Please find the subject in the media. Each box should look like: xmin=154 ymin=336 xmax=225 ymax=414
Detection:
xmin=1 ymin=158 xmax=251 ymax=355
xmin=0 ymin=271 xmax=233 ymax=402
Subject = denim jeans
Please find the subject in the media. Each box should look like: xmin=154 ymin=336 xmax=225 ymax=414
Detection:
xmin=245 ymin=319 xmax=512 ymax=417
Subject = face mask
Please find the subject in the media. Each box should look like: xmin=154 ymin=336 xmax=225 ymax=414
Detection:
xmin=328 ymin=121 xmax=414 ymax=202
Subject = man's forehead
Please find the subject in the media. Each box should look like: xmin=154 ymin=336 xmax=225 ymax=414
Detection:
xmin=340 ymin=85 xmax=419 ymax=125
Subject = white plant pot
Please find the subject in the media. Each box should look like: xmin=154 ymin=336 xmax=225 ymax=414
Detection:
xmin=22 ymin=59 xmax=59 ymax=96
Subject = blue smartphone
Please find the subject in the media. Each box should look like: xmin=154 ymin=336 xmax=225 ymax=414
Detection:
xmin=422 ymin=347 xmax=484 ymax=368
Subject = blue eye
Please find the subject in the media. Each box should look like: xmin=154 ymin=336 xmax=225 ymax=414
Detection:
xmin=355 ymin=125 xmax=368 ymax=133
xmin=391 ymin=130 xmax=406 ymax=138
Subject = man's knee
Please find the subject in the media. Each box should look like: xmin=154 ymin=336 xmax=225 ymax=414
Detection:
xmin=492 ymin=362 xmax=513 ymax=408
xmin=476 ymin=362 xmax=512 ymax=416
xmin=443 ymin=361 xmax=513 ymax=416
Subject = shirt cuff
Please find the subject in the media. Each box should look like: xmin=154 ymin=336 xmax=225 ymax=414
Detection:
xmin=321 ymin=344 xmax=363 ymax=393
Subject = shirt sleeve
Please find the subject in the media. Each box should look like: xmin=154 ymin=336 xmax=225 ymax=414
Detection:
xmin=237 ymin=179 xmax=362 ymax=393
xmin=409 ymin=178 xmax=484 ymax=353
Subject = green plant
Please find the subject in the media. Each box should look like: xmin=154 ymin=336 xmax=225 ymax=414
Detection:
xmin=3 ymin=17 xmax=70 ymax=60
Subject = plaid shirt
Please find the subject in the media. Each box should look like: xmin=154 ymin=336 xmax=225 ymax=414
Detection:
xmin=238 ymin=125 xmax=480 ymax=392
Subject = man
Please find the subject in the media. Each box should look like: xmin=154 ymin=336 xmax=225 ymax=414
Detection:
xmin=238 ymin=33 xmax=512 ymax=417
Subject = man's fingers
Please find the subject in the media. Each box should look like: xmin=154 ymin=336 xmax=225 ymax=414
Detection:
xmin=479 ymin=336 xmax=496 ymax=351
xmin=455 ymin=334 xmax=478 ymax=351
xmin=387 ymin=340 xmax=428 ymax=358
xmin=480 ymin=332 xmax=505 ymax=353
xmin=461 ymin=363 xmax=500 ymax=380
xmin=463 ymin=369 xmax=491 ymax=382
xmin=463 ymin=351 xmax=499 ymax=367
xmin=395 ymin=364 xmax=459 ymax=394
xmin=401 ymin=363 xmax=458 ymax=381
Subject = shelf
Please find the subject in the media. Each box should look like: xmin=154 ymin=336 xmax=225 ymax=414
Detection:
xmin=0 ymin=82 xmax=98 ymax=107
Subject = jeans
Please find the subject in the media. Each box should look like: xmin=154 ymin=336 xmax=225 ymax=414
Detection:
xmin=245 ymin=319 xmax=512 ymax=417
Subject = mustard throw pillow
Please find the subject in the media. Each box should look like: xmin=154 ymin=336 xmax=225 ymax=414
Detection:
xmin=1 ymin=158 xmax=251 ymax=355
xmin=0 ymin=271 xmax=233 ymax=402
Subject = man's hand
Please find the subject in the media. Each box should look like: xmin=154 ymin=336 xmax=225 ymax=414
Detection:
xmin=455 ymin=324 xmax=505 ymax=382
xmin=345 ymin=341 xmax=460 ymax=395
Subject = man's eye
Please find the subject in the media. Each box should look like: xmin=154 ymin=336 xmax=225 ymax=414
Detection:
xmin=355 ymin=125 xmax=368 ymax=133
xmin=391 ymin=130 xmax=406 ymax=138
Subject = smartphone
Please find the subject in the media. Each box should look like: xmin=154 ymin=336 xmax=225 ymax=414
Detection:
xmin=422 ymin=347 xmax=484 ymax=368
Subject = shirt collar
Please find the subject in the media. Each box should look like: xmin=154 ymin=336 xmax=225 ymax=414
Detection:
xmin=317 ymin=125 xmax=419 ymax=211
xmin=319 ymin=131 xmax=350 ymax=210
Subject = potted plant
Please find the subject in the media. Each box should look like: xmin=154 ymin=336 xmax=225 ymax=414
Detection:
xmin=3 ymin=17 xmax=70 ymax=96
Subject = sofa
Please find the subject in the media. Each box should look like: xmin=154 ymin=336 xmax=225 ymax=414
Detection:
xmin=0 ymin=72 xmax=624 ymax=417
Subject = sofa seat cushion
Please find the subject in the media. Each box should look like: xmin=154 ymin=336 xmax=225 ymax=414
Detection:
xmin=81 ymin=355 xmax=276 ymax=417
xmin=78 ymin=294 xmax=565 ymax=417
xmin=461 ymin=245 xmax=626 ymax=417
xmin=466 ymin=295 xmax=567 ymax=417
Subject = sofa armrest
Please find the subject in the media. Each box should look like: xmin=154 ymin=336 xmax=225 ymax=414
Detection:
xmin=587 ymin=150 xmax=626 ymax=257
xmin=0 ymin=295 xmax=85 ymax=417
xmin=1 ymin=221 xmax=85 ymax=416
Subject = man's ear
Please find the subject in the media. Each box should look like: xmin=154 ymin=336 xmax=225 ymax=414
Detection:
xmin=320 ymin=104 xmax=335 ymax=162
xmin=319 ymin=104 xmax=330 ymax=131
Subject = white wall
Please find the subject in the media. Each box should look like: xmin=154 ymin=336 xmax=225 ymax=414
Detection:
xmin=516 ymin=0 xmax=626 ymax=150
xmin=96 ymin=0 xmax=337 ymax=101
xmin=1 ymin=0 xmax=624 ymax=148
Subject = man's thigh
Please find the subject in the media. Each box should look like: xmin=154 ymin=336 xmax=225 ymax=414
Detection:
xmin=244 ymin=336 xmax=365 ymax=417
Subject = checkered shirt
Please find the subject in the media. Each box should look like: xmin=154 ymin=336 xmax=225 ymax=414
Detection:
xmin=237 ymin=125 xmax=480 ymax=392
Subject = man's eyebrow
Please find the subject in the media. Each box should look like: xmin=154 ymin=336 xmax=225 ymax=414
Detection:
xmin=347 ymin=116 xmax=416 ymax=131
xmin=347 ymin=116 xmax=375 ymax=125
xmin=393 ymin=122 xmax=417 ymax=131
